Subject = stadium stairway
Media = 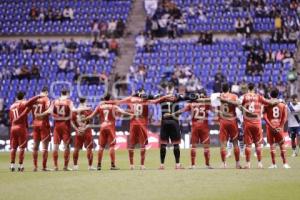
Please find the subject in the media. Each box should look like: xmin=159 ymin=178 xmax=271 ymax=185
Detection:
xmin=113 ymin=0 xmax=146 ymax=77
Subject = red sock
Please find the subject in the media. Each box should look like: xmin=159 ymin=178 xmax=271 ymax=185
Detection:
xmin=270 ymin=146 xmax=276 ymax=165
xmin=33 ymin=149 xmax=38 ymax=168
xmin=220 ymin=148 xmax=226 ymax=162
xmin=53 ymin=150 xmax=58 ymax=167
xmin=10 ymin=149 xmax=16 ymax=164
xmin=128 ymin=149 xmax=134 ymax=165
xmin=87 ymin=149 xmax=93 ymax=166
xmin=73 ymin=150 xmax=79 ymax=166
xmin=255 ymin=146 xmax=262 ymax=162
xmin=140 ymin=148 xmax=146 ymax=166
xmin=280 ymin=144 xmax=287 ymax=164
xmin=98 ymin=148 xmax=104 ymax=165
xmin=42 ymin=150 xmax=48 ymax=169
xmin=19 ymin=148 xmax=25 ymax=165
xmin=245 ymin=146 xmax=251 ymax=162
xmin=191 ymin=148 xmax=196 ymax=166
xmin=234 ymin=146 xmax=240 ymax=162
xmin=204 ymin=147 xmax=210 ymax=166
xmin=64 ymin=149 xmax=70 ymax=168
xmin=109 ymin=147 xmax=115 ymax=167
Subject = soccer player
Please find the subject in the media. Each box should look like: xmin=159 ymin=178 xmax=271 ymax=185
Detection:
xmin=241 ymin=83 xmax=278 ymax=169
xmin=84 ymin=93 xmax=131 ymax=170
xmin=40 ymin=88 xmax=74 ymax=171
xmin=9 ymin=92 xmax=42 ymax=171
xmin=31 ymin=87 xmax=52 ymax=172
xmin=263 ymin=88 xmax=290 ymax=169
xmin=171 ymin=90 xmax=212 ymax=169
xmin=156 ymin=85 xmax=185 ymax=170
xmin=287 ymin=94 xmax=300 ymax=157
xmin=219 ymin=83 xmax=241 ymax=169
xmin=71 ymin=98 xmax=95 ymax=171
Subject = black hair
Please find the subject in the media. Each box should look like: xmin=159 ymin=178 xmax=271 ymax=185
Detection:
xmin=79 ymin=98 xmax=86 ymax=104
xmin=270 ymin=88 xmax=279 ymax=98
xmin=291 ymin=94 xmax=298 ymax=100
xmin=16 ymin=91 xmax=25 ymax=100
xmin=61 ymin=88 xmax=69 ymax=96
xmin=103 ymin=93 xmax=111 ymax=101
xmin=248 ymin=83 xmax=255 ymax=91
xmin=41 ymin=86 xmax=48 ymax=93
xmin=221 ymin=83 xmax=230 ymax=93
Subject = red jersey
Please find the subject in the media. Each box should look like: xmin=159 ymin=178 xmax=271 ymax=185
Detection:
xmin=184 ymin=102 xmax=210 ymax=128
xmin=219 ymin=92 xmax=238 ymax=121
xmin=9 ymin=100 xmax=29 ymax=128
xmin=9 ymin=95 xmax=41 ymax=128
xmin=264 ymin=102 xmax=287 ymax=128
xmin=32 ymin=96 xmax=50 ymax=127
xmin=127 ymin=97 xmax=148 ymax=126
xmin=97 ymin=102 xmax=118 ymax=129
xmin=242 ymin=92 xmax=269 ymax=124
xmin=53 ymin=97 xmax=74 ymax=128
xmin=72 ymin=107 xmax=93 ymax=132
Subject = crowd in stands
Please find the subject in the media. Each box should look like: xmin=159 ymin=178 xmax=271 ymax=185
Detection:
xmin=29 ymin=6 xmax=74 ymax=21
xmin=91 ymin=19 xmax=125 ymax=39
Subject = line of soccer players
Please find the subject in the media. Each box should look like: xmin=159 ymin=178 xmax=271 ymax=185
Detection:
xmin=9 ymin=82 xmax=292 ymax=171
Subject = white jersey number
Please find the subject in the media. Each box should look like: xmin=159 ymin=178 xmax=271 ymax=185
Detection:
xmin=33 ymin=104 xmax=43 ymax=115
xmin=134 ymin=104 xmax=143 ymax=116
xmin=103 ymin=109 xmax=109 ymax=121
xmin=273 ymin=106 xmax=280 ymax=118
xmin=194 ymin=107 xmax=205 ymax=120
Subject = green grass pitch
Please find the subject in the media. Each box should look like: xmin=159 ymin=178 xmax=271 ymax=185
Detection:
xmin=0 ymin=148 xmax=299 ymax=200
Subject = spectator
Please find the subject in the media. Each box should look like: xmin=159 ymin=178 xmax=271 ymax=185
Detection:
xmin=99 ymin=21 xmax=108 ymax=36
xmin=136 ymin=32 xmax=146 ymax=48
xmin=288 ymin=29 xmax=298 ymax=44
xmin=63 ymin=6 xmax=74 ymax=20
xmin=31 ymin=65 xmax=40 ymax=79
xmin=275 ymin=14 xmax=282 ymax=29
xmin=18 ymin=65 xmax=31 ymax=79
xmin=57 ymin=56 xmax=70 ymax=74
xmin=109 ymin=38 xmax=119 ymax=55
xmin=73 ymin=67 xmax=81 ymax=83
xmin=235 ymin=18 xmax=245 ymax=37
xmin=29 ymin=6 xmax=39 ymax=20
xmin=0 ymin=98 xmax=3 ymax=111
xmin=145 ymin=0 xmax=158 ymax=17
xmin=213 ymin=69 xmax=226 ymax=92
xmin=35 ymin=39 xmax=43 ymax=53
xmin=38 ymin=8 xmax=45 ymax=20
xmin=91 ymin=19 xmax=100 ymax=39
xmin=288 ymin=66 xmax=298 ymax=96
xmin=276 ymin=50 xmax=285 ymax=61
xmin=98 ymin=35 xmax=109 ymax=59
xmin=53 ymin=39 xmax=66 ymax=53
xmin=116 ymin=19 xmax=125 ymax=37
xmin=186 ymin=75 xmax=202 ymax=92
xmin=108 ymin=20 xmax=117 ymax=37
xmin=67 ymin=38 xmax=77 ymax=53
xmin=244 ymin=17 xmax=253 ymax=38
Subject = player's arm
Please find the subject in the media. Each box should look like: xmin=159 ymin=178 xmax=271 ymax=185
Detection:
xmin=24 ymin=95 xmax=43 ymax=108
xmin=240 ymin=105 xmax=258 ymax=117
xmin=35 ymin=101 xmax=54 ymax=118
xmin=195 ymin=97 xmax=211 ymax=103
xmin=260 ymin=96 xmax=279 ymax=106
xmin=219 ymin=97 xmax=240 ymax=106
xmin=115 ymin=96 xmax=131 ymax=105
xmin=263 ymin=112 xmax=276 ymax=131
xmin=115 ymin=105 xmax=134 ymax=116
xmin=277 ymin=105 xmax=288 ymax=132
xmin=83 ymin=106 xmax=99 ymax=121
xmin=165 ymin=104 xmax=190 ymax=117
xmin=148 ymin=94 xmax=174 ymax=104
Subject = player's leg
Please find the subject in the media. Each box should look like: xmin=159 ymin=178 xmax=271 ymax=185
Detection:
xmin=276 ymin=133 xmax=290 ymax=168
xmin=41 ymin=128 xmax=51 ymax=171
xmin=18 ymin=129 xmax=28 ymax=172
xmin=244 ymin=125 xmax=252 ymax=169
xmin=170 ymin=122 xmax=183 ymax=169
xmin=139 ymin=126 xmax=148 ymax=170
xmin=190 ymin=128 xmax=198 ymax=168
xmin=53 ymin=127 xmax=61 ymax=171
xmin=107 ymin=130 xmax=118 ymax=170
xmin=254 ymin=126 xmax=263 ymax=168
xmin=219 ymin=123 xmax=228 ymax=168
xmin=128 ymin=125 xmax=138 ymax=170
xmin=62 ymin=128 xmax=71 ymax=171
xmin=231 ymin=123 xmax=241 ymax=169
xmin=226 ymin=141 xmax=233 ymax=158
xmin=32 ymin=127 xmax=40 ymax=171
xmin=289 ymin=128 xmax=297 ymax=156
xmin=98 ymin=129 xmax=107 ymax=170
xmin=199 ymin=127 xmax=211 ymax=169
xmin=266 ymin=127 xmax=277 ymax=168
xmin=238 ymin=128 xmax=245 ymax=157
xmin=297 ymin=128 xmax=300 ymax=155
xmin=73 ymin=135 xmax=82 ymax=171
xmin=159 ymin=123 xmax=168 ymax=169
xmin=9 ymin=129 xmax=18 ymax=171
xmin=84 ymin=132 xmax=95 ymax=170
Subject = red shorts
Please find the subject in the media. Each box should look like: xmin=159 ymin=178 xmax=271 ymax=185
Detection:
xmin=266 ymin=126 xmax=285 ymax=145
xmin=219 ymin=120 xmax=238 ymax=143
xmin=32 ymin=125 xmax=51 ymax=143
xmin=191 ymin=126 xmax=210 ymax=145
xmin=74 ymin=130 xmax=93 ymax=149
xmin=53 ymin=125 xmax=71 ymax=145
xmin=129 ymin=124 xmax=148 ymax=147
xmin=244 ymin=123 xmax=263 ymax=145
xmin=99 ymin=128 xmax=116 ymax=148
xmin=10 ymin=126 xmax=28 ymax=149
